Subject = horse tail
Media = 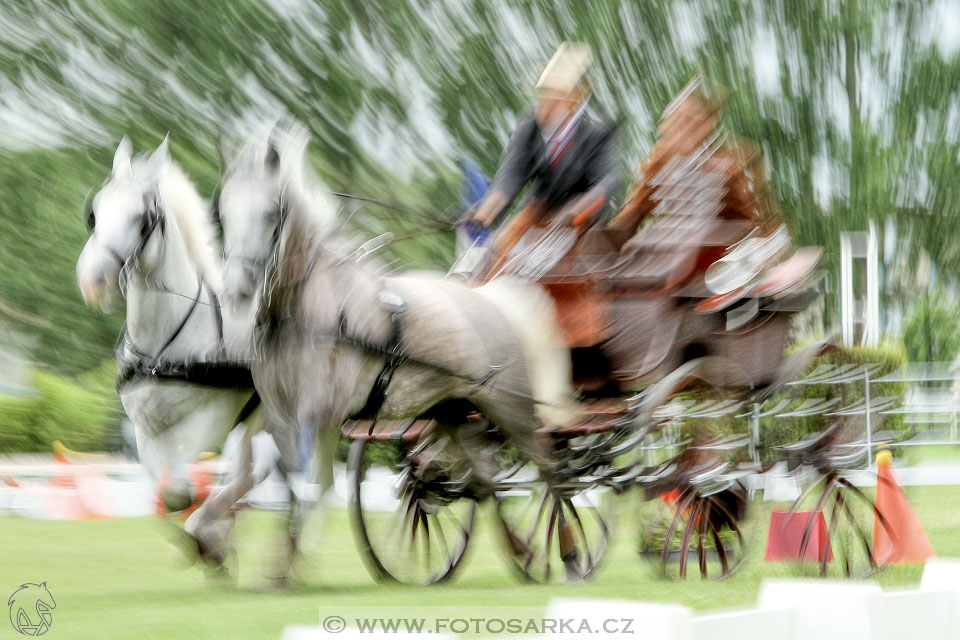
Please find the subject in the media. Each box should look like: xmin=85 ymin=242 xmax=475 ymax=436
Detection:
xmin=474 ymin=277 xmax=577 ymax=427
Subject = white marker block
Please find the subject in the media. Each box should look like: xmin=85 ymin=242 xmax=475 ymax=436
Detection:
xmin=546 ymin=598 xmax=693 ymax=640
xmin=921 ymin=559 xmax=960 ymax=638
xmin=920 ymin=558 xmax=960 ymax=591
xmin=282 ymin=627 xmax=454 ymax=640
xmin=762 ymin=462 xmax=801 ymax=502
xmin=692 ymin=607 xmax=793 ymax=640
xmin=869 ymin=588 xmax=952 ymax=640
xmin=758 ymin=579 xmax=881 ymax=640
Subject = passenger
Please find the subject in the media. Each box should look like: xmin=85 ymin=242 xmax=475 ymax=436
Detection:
xmin=609 ymin=75 xmax=780 ymax=241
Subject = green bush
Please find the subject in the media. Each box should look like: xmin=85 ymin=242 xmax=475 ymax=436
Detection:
xmin=0 ymin=361 xmax=121 ymax=453
xmin=757 ymin=340 xmax=906 ymax=461
xmin=904 ymin=290 xmax=960 ymax=364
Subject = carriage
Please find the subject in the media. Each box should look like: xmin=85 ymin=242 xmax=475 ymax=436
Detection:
xmin=336 ymin=176 xmax=887 ymax=585
xmin=77 ymin=122 xmax=899 ymax=592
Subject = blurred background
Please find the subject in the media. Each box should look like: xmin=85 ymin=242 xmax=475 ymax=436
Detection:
xmin=2 ymin=0 xmax=960 ymax=452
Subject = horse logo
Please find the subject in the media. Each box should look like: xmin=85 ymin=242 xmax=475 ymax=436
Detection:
xmin=7 ymin=583 xmax=56 ymax=636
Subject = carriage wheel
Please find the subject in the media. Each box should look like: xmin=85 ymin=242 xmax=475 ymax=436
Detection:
xmin=348 ymin=427 xmax=477 ymax=585
xmin=640 ymin=485 xmax=746 ymax=579
xmin=495 ymin=469 xmax=616 ymax=583
xmin=783 ymin=470 xmax=894 ymax=578
xmin=632 ymin=358 xmax=749 ymax=579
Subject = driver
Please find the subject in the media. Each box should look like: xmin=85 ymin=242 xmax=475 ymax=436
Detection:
xmin=470 ymin=42 xmax=617 ymax=275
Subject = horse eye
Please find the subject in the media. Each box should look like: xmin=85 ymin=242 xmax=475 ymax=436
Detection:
xmin=82 ymin=187 xmax=96 ymax=232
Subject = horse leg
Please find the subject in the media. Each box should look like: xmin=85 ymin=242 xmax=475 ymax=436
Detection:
xmin=473 ymin=392 xmax=555 ymax=481
xmin=185 ymin=413 xmax=264 ymax=576
xmin=263 ymin=419 xmax=304 ymax=588
xmin=294 ymin=425 xmax=338 ymax=556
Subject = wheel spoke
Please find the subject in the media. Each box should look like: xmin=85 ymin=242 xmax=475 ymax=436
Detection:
xmin=349 ymin=435 xmax=475 ymax=585
xmin=698 ymin=499 xmax=710 ymax=578
xmin=543 ymin=499 xmax=560 ymax=582
xmin=661 ymin=489 xmax=696 ymax=574
xmin=838 ymin=487 xmax=878 ymax=577
xmin=823 ymin=486 xmax=844 ymax=577
xmin=710 ymin=517 xmax=730 ymax=576
xmin=798 ymin=473 xmax=839 ymax=564
xmin=678 ymin=498 xmax=702 ymax=579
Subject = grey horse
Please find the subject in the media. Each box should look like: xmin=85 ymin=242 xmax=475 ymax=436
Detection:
xmin=76 ymin=137 xmax=269 ymax=574
xmin=217 ymin=126 xmax=575 ymax=584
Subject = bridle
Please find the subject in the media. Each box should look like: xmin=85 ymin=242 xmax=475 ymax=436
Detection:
xmin=211 ymin=182 xmax=286 ymax=300
xmin=85 ymin=186 xmax=223 ymax=370
xmin=85 ymin=187 xmax=166 ymax=292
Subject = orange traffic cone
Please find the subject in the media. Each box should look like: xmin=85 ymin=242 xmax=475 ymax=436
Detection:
xmin=873 ymin=448 xmax=935 ymax=564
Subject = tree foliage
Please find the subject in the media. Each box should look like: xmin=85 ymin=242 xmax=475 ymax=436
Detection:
xmin=904 ymin=290 xmax=960 ymax=363
xmin=1 ymin=0 xmax=958 ymax=375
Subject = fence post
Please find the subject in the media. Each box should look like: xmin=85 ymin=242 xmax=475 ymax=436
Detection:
xmin=865 ymin=367 xmax=873 ymax=470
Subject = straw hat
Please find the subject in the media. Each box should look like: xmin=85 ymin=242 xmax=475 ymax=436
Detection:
xmin=536 ymin=42 xmax=593 ymax=96
xmin=660 ymin=74 xmax=729 ymax=122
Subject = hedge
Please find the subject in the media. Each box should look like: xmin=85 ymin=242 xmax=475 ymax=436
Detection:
xmin=0 ymin=361 xmax=121 ymax=453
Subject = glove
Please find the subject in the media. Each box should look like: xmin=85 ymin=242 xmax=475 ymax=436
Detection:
xmin=455 ymin=217 xmax=490 ymax=246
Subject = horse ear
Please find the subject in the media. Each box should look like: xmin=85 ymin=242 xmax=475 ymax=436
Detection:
xmin=155 ymin=134 xmax=171 ymax=163
xmin=147 ymin=134 xmax=171 ymax=174
xmin=113 ymin=136 xmax=133 ymax=178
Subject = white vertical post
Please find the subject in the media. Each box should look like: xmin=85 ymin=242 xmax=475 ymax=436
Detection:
xmin=840 ymin=234 xmax=854 ymax=348
xmin=863 ymin=220 xmax=880 ymax=348
xmin=751 ymin=403 xmax=761 ymax=501
xmin=865 ymin=367 xmax=873 ymax=470
xmin=840 ymin=225 xmax=882 ymax=348
xmin=750 ymin=403 xmax=761 ymax=468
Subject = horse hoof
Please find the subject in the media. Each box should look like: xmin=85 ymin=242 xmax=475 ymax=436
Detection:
xmin=204 ymin=562 xmax=236 ymax=585
xmin=168 ymin=528 xmax=202 ymax=568
xmin=263 ymin=575 xmax=289 ymax=591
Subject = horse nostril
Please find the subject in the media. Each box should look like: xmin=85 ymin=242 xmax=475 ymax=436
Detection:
xmin=79 ymin=269 xmax=108 ymax=304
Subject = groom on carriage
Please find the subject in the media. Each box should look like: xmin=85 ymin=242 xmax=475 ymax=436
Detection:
xmin=610 ymin=75 xmax=780 ymax=240
xmin=468 ymin=42 xmax=618 ymax=275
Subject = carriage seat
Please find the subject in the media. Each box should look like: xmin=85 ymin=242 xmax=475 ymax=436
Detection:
xmin=605 ymin=218 xmax=755 ymax=296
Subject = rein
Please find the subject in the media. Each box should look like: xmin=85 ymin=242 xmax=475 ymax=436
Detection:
xmin=255 ymin=191 xmax=559 ymax=417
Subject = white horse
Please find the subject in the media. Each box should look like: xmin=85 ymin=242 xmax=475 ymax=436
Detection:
xmin=217 ymin=126 xmax=575 ymax=584
xmin=76 ymin=137 xmax=267 ymax=572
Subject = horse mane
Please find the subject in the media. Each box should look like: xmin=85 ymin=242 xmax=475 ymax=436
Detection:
xmin=278 ymin=125 xmax=338 ymax=240
xmin=273 ymin=125 xmax=341 ymax=286
xmin=142 ymin=158 xmax=223 ymax=287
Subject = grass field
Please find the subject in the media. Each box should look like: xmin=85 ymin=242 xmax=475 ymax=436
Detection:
xmin=2 ymin=485 xmax=959 ymax=640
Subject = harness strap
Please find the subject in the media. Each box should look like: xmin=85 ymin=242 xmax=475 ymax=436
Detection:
xmin=153 ymin=276 xmax=204 ymax=362
xmin=236 ymin=390 xmax=261 ymax=424
xmin=347 ymin=309 xmax=405 ymax=421
xmin=116 ymin=359 xmax=255 ymax=392
xmin=116 ymin=277 xmax=236 ymax=391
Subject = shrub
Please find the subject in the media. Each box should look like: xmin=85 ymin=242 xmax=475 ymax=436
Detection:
xmin=0 ymin=361 xmax=121 ymax=453
xmin=757 ymin=340 xmax=906 ymax=462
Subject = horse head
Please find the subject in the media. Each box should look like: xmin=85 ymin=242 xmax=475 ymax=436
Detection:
xmin=76 ymin=137 xmax=170 ymax=310
xmin=218 ymin=123 xmax=337 ymax=308
xmin=217 ymin=127 xmax=285 ymax=306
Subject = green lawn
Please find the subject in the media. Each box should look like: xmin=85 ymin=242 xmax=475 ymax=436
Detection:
xmin=2 ymin=486 xmax=959 ymax=640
